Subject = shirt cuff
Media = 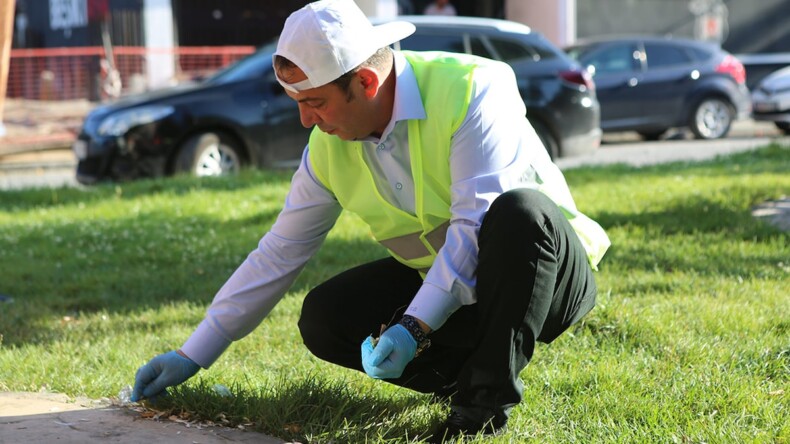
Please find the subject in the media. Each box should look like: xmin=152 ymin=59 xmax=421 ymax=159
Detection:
xmin=405 ymin=282 xmax=463 ymax=331
xmin=181 ymin=319 xmax=232 ymax=368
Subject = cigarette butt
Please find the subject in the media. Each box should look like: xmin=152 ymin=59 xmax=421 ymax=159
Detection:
xmin=371 ymin=324 xmax=387 ymax=348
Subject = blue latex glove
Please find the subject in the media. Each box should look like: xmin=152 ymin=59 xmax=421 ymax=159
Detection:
xmin=131 ymin=351 xmax=200 ymax=402
xmin=361 ymin=324 xmax=417 ymax=379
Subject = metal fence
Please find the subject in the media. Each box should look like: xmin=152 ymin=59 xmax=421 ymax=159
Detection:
xmin=6 ymin=46 xmax=256 ymax=101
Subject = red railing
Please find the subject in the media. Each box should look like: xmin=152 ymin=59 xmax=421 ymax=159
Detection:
xmin=6 ymin=46 xmax=256 ymax=101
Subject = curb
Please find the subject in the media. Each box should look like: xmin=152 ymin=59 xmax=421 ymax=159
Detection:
xmin=0 ymin=146 xmax=76 ymax=174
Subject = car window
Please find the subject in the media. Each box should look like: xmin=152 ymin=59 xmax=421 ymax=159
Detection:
xmin=580 ymin=43 xmax=640 ymax=74
xmin=469 ymin=36 xmax=494 ymax=59
xmin=400 ymin=32 xmax=466 ymax=54
xmin=644 ymin=42 xmax=692 ymax=69
xmin=399 ymin=31 xmax=496 ymax=60
xmin=489 ymin=38 xmax=541 ymax=62
xmin=209 ymin=43 xmax=277 ymax=84
xmin=689 ymin=46 xmax=712 ymax=61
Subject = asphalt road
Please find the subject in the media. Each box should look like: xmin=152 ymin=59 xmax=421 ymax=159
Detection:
xmin=0 ymin=121 xmax=787 ymax=191
xmin=556 ymin=122 xmax=788 ymax=169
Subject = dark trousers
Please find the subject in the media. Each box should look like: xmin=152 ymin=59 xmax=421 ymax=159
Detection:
xmin=298 ymin=189 xmax=597 ymax=420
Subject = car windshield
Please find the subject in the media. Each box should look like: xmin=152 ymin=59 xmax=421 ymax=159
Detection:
xmin=207 ymin=40 xmax=278 ymax=85
xmin=564 ymin=45 xmax=590 ymax=62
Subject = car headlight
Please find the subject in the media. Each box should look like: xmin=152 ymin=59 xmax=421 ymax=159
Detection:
xmin=97 ymin=105 xmax=175 ymax=136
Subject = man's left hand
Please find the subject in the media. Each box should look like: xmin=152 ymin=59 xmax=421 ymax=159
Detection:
xmin=361 ymin=324 xmax=417 ymax=379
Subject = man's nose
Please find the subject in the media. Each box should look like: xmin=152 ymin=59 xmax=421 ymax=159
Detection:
xmin=298 ymin=105 xmax=320 ymax=128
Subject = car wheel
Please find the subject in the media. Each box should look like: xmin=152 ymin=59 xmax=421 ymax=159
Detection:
xmin=776 ymin=122 xmax=790 ymax=135
xmin=530 ymin=120 xmax=559 ymax=159
xmin=689 ymin=97 xmax=733 ymax=139
xmin=175 ymin=132 xmax=242 ymax=177
xmin=637 ymin=129 xmax=667 ymax=141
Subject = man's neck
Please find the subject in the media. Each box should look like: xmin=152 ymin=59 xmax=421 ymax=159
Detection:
xmin=371 ymin=63 xmax=398 ymax=139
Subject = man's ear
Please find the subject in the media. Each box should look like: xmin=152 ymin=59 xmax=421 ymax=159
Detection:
xmin=357 ymin=68 xmax=380 ymax=99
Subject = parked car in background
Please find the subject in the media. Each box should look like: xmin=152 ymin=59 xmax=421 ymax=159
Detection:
xmin=750 ymin=65 xmax=790 ymax=135
xmin=74 ymin=40 xmax=304 ymax=184
xmin=74 ymin=16 xmax=600 ymax=184
xmin=386 ymin=16 xmax=601 ymax=159
xmin=565 ymin=36 xmax=751 ymax=140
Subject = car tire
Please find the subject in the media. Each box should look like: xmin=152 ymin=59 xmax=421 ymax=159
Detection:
xmin=689 ymin=97 xmax=733 ymax=139
xmin=175 ymin=131 xmax=243 ymax=177
xmin=637 ymin=129 xmax=667 ymax=141
xmin=776 ymin=122 xmax=790 ymax=135
xmin=531 ymin=120 xmax=560 ymax=159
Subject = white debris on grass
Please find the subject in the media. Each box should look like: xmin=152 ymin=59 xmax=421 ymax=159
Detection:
xmin=212 ymin=383 xmax=233 ymax=397
xmin=117 ymin=385 xmax=134 ymax=404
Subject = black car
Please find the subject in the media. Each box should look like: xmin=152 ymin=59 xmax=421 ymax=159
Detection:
xmin=74 ymin=16 xmax=601 ymax=184
xmin=566 ymin=36 xmax=751 ymax=140
xmin=387 ymin=16 xmax=600 ymax=159
xmin=74 ymin=40 xmax=306 ymax=184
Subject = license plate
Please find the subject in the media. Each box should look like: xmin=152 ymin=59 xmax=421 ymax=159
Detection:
xmin=72 ymin=139 xmax=88 ymax=160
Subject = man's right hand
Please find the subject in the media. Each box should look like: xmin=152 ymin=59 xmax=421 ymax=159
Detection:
xmin=131 ymin=350 xmax=200 ymax=402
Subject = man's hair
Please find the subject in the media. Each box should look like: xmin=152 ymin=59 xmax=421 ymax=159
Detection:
xmin=274 ymin=47 xmax=393 ymax=100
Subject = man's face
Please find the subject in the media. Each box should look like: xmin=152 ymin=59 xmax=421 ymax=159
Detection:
xmin=281 ymin=67 xmax=376 ymax=141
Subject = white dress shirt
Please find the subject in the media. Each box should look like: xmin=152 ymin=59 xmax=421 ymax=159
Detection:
xmin=181 ymin=51 xmax=579 ymax=368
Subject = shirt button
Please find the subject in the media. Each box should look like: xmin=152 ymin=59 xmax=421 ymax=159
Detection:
xmin=395 ymin=182 xmax=403 ymax=190
xmin=377 ymin=143 xmax=385 ymax=151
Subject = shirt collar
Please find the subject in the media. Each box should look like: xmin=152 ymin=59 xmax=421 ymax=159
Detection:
xmin=363 ymin=51 xmax=427 ymax=143
xmin=392 ymin=51 xmax=427 ymax=123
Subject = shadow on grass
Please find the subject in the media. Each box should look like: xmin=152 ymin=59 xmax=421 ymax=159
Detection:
xmin=591 ymin=188 xmax=788 ymax=278
xmin=162 ymin=375 xmax=438 ymax=443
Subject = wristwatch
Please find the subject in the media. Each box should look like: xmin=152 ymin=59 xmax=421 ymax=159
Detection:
xmin=399 ymin=315 xmax=431 ymax=357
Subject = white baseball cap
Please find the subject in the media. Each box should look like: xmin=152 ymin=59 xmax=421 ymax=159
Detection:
xmin=273 ymin=0 xmax=416 ymax=92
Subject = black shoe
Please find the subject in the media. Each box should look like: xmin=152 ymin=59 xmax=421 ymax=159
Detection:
xmin=429 ymin=410 xmax=507 ymax=443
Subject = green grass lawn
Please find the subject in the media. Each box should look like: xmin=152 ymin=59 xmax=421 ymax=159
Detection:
xmin=1 ymin=145 xmax=788 ymax=443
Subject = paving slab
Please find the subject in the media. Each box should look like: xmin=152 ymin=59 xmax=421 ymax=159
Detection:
xmin=0 ymin=392 xmax=286 ymax=444
xmin=0 ymin=99 xmax=92 ymax=156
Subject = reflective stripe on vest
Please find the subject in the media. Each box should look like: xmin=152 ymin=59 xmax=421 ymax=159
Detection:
xmin=379 ymin=221 xmax=450 ymax=260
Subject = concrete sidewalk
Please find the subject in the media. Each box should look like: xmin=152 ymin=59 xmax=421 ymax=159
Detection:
xmin=0 ymin=392 xmax=287 ymax=444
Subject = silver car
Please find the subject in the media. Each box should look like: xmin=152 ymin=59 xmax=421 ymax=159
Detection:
xmin=751 ymin=65 xmax=790 ymax=135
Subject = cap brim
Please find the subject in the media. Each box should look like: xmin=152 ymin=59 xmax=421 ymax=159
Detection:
xmin=371 ymin=21 xmax=416 ymax=48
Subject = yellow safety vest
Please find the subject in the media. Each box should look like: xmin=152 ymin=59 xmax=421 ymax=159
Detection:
xmin=309 ymin=51 xmax=610 ymax=273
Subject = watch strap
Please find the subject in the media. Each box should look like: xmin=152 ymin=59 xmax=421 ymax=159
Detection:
xmin=399 ymin=315 xmax=431 ymax=356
